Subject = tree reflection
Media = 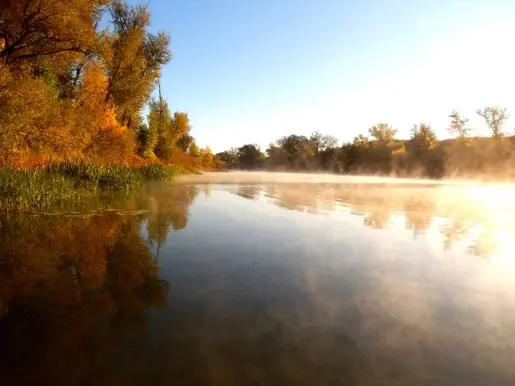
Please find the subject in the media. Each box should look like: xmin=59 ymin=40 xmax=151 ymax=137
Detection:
xmin=264 ymin=184 xmax=335 ymax=214
xmin=230 ymin=182 xmax=515 ymax=259
xmin=441 ymin=221 xmax=468 ymax=251
xmin=364 ymin=209 xmax=391 ymax=230
xmin=143 ymin=185 xmax=198 ymax=252
xmin=235 ymin=185 xmax=262 ymax=200
xmin=0 ymin=184 xmax=197 ymax=386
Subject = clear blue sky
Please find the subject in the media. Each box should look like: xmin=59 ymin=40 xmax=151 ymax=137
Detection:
xmin=140 ymin=0 xmax=515 ymax=153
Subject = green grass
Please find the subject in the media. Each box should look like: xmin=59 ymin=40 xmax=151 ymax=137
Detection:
xmin=0 ymin=162 xmax=184 ymax=212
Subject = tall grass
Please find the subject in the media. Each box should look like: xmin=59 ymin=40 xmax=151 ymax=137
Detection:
xmin=0 ymin=162 xmax=185 ymax=212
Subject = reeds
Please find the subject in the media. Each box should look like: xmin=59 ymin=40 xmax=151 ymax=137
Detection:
xmin=0 ymin=162 xmax=185 ymax=212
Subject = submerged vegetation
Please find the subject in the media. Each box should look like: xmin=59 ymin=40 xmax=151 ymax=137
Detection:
xmin=0 ymin=0 xmax=221 ymax=210
xmin=218 ymin=107 xmax=515 ymax=180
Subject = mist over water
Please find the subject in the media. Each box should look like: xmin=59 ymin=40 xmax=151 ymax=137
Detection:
xmin=178 ymin=171 xmax=504 ymax=186
xmin=2 ymin=173 xmax=515 ymax=385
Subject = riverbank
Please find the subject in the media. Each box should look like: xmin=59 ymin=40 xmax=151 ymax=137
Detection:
xmin=0 ymin=163 xmax=191 ymax=212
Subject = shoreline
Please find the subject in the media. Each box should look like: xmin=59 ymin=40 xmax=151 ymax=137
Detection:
xmin=0 ymin=163 xmax=190 ymax=213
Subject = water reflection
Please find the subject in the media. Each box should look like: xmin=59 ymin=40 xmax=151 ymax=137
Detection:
xmin=229 ymin=182 xmax=515 ymax=259
xmin=3 ymin=180 xmax=515 ymax=385
xmin=0 ymin=184 xmax=197 ymax=386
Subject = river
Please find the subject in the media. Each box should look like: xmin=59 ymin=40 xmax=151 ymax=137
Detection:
xmin=1 ymin=172 xmax=515 ymax=385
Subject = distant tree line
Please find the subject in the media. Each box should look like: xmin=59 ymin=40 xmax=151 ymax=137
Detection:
xmin=217 ymin=107 xmax=514 ymax=179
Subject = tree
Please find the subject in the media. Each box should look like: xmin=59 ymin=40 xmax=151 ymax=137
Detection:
xmin=0 ymin=0 xmax=209 ymax=171
xmin=143 ymin=99 xmax=164 ymax=158
xmin=188 ymin=140 xmax=199 ymax=157
xmin=170 ymin=112 xmax=191 ymax=145
xmin=368 ymin=123 xmax=397 ymax=146
xmin=178 ymin=133 xmax=194 ymax=153
xmin=216 ymin=147 xmax=239 ymax=168
xmin=277 ymin=134 xmax=311 ymax=168
xmin=352 ymin=134 xmax=369 ymax=148
xmin=410 ymin=123 xmax=438 ymax=151
xmin=155 ymin=111 xmax=191 ymax=161
xmin=309 ymin=131 xmax=338 ymax=154
xmin=447 ymin=110 xmax=470 ymax=142
xmin=476 ymin=106 xmax=509 ymax=140
xmin=237 ymin=144 xmax=264 ymax=169
xmin=106 ymin=0 xmax=171 ymax=130
xmin=199 ymin=146 xmax=214 ymax=168
xmin=0 ymin=0 xmax=107 ymax=67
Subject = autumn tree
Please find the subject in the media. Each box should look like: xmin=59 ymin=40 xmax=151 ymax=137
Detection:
xmin=364 ymin=123 xmax=398 ymax=173
xmin=155 ymin=111 xmax=191 ymax=161
xmin=410 ymin=123 xmax=438 ymax=152
xmin=177 ymin=134 xmax=194 ymax=154
xmin=352 ymin=134 xmax=369 ymax=148
xmin=447 ymin=110 xmax=470 ymax=141
xmin=188 ymin=140 xmax=200 ymax=157
xmin=368 ymin=123 xmax=397 ymax=146
xmin=476 ymin=106 xmax=509 ymax=140
xmin=409 ymin=123 xmax=442 ymax=177
xmin=106 ymin=0 xmax=171 ymax=131
xmin=0 ymin=0 xmax=107 ymax=67
xmin=199 ymin=146 xmax=215 ymax=169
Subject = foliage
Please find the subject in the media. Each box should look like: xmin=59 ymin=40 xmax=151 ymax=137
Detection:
xmin=447 ymin=110 xmax=470 ymax=141
xmin=0 ymin=162 xmax=181 ymax=212
xmin=368 ymin=123 xmax=397 ymax=146
xmin=0 ymin=0 xmax=106 ymax=67
xmin=0 ymin=0 xmax=221 ymax=178
xmin=106 ymin=0 xmax=171 ymax=131
xmin=410 ymin=123 xmax=438 ymax=152
xmin=220 ymin=108 xmax=515 ymax=179
xmin=476 ymin=106 xmax=509 ymax=140
xmin=237 ymin=144 xmax=264 ymax=170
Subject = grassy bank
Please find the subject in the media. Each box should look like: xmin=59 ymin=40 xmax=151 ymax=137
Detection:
xmin=0 ymin=163 xmax=188 ymax=212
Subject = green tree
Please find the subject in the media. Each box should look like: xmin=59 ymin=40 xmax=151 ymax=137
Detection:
xmin=309 ymin=131 xmax=338 ymax=155
xmin=143 ymin=99 xmax=166 ymax=158
xmin=238 ymin=144 xmax=264 ymax=169
xmin=277 ymin=134 xmax=312 ymax=168
xmin=216 ymin=147 xmax=239 ymax=168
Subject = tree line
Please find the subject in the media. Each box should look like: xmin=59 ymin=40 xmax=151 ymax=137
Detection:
xmin=217 ymin=107 xmax=513 ymax=179
xmin=0 ymin=0 xmax=220 ymax=170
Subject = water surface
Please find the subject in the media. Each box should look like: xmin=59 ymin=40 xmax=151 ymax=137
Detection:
xmin=1 ymin=172 xmax=515 ymax=385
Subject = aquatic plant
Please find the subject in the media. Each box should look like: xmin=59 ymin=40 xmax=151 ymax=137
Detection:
xmin=0 ymin=163 xmax=182 ymax=212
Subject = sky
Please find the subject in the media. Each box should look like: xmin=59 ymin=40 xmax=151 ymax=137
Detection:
xmin=139 ymin=0 xmax=515 ymax=153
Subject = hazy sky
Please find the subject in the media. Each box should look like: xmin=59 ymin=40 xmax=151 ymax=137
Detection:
xmin=141 ymin=0 xmax=515 ymax=152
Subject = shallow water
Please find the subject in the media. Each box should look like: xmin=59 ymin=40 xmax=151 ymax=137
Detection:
xmin=1 ymin=172 xmax=515 ymax=385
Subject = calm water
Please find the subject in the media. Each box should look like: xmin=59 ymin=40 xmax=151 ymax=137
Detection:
xmin=2 ymin=172 xmax=515 ymax=386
